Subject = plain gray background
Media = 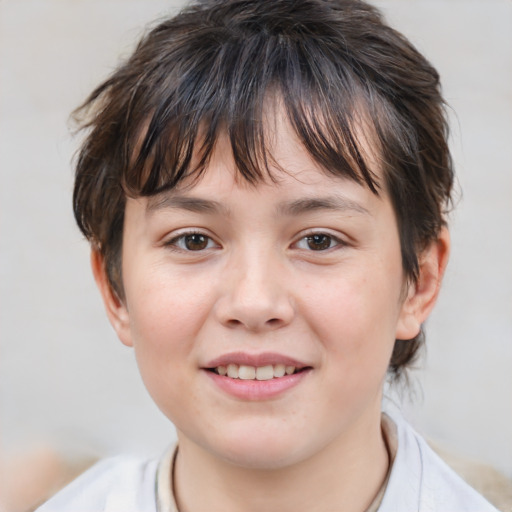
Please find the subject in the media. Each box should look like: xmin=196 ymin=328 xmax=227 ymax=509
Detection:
xmin=1 ymin=0 xmax=511 ymax=478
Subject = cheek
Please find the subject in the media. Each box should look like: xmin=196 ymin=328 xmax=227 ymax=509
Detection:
xmin=123 ymin=264 xmax=214 ymax=370
xmin=122 ymin=267 xmax=215 ymax=421
xmin=299 ymin=264 xmax=401 ymax=370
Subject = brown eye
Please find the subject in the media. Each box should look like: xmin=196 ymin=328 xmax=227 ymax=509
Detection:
xmin=167 ymin=232 xmax=216 ymax=251
xmin=306 ymin=234 xmax=333 ymax=251
xmin=183 ymin=234 xmax=209 ymax=251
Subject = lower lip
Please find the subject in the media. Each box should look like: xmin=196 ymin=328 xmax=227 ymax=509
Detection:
xmin=204 ymin=369 xmax=311 ymax=401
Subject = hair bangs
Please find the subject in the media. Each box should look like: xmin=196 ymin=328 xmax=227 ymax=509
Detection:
xmin=121 ymin=26 xmax=382 ymax=197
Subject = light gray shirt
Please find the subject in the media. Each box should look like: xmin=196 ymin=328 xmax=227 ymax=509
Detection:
xmin=36 ymin=408 xmax=498 ymax=512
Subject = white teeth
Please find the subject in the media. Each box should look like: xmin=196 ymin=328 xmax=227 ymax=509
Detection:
xmin=215 ymin=363 xmax=299 ymax=380
xmin=238 ymin=365 xmax=256 ymax=380
xmin=273 ymin=364 xmax=286 ymax=378
xmin=285 ymin=365 xmax=295 ymax=375
xmin=256 ymin=365 xmax=274 ymax=381
xmin=227 ymin=364 xmax=239 ymax=379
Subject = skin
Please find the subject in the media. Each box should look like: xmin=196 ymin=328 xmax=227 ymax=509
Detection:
xmin=92 ymin=116 xmax=449 ymax=512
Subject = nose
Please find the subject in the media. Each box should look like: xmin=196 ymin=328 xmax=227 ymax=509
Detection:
xmin=214 ymin=250 xmax=295 ymax=332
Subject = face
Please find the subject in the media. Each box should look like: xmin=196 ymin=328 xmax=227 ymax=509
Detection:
xmin=96 ymin=117 xmax=439 ymax=470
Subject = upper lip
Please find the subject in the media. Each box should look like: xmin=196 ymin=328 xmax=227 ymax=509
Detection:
xmin=204 ymin=352 xmax=309 ymax=369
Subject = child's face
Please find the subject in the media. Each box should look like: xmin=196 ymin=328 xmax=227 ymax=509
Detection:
xmin=99 ymin=116 xmax=425 ymax=469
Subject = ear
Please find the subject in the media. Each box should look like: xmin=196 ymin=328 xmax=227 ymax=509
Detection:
xmin=90 ymin=250 xmax=133 ymax=347
xmin=395 ymin=227 xmax=450 ymax=340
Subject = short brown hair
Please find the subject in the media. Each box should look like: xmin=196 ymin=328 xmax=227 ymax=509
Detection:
xmin=72 ymin=0 xmax=454 ymax=378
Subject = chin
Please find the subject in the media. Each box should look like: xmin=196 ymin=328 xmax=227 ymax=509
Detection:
xmin=205 ymin=425 xmax=315 ymax=470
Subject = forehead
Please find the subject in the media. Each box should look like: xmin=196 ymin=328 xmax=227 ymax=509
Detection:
xmin=143 ymin=118 xmax=388 ymax=222
xmin=146 ymin=100 xmax=385 ymax=202
xmin=127 ymin=91 xmax=384 ymax=204
xmin=146 ymin=169 xmax=373 ymax=218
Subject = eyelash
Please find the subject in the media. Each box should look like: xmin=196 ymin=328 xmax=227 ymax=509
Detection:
xmin=164 ymin=230 xmax=346 ymax=253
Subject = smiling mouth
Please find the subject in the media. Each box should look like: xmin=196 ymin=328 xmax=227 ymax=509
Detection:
xmin=207 ymin=364 xmax=309 ymax=381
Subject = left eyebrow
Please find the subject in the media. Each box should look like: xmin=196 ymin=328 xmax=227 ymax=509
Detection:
xmin=276 ymin=196 xmax=371 ymax=217
xmin=146 ymin=194 xmax=229 ymax=216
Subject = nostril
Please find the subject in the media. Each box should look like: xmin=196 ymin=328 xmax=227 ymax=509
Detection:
xmin=224 ymin=317 xmax=283 ymax=330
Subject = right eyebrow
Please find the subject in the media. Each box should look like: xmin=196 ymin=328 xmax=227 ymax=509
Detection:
xmin=146 ymin=195 xmax=230 ymax=216
xmin=276 ymin=195 xmax=371 ymax=217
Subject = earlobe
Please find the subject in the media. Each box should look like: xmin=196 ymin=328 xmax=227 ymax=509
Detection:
xmin=90 ymin=250 xmax=133 ymax=347
xmin=395 ymin=227 xmax=450 ymax=340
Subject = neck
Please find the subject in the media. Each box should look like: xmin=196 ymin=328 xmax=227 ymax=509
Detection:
xmin=173 ymin=407 xmax=389 ymax=512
